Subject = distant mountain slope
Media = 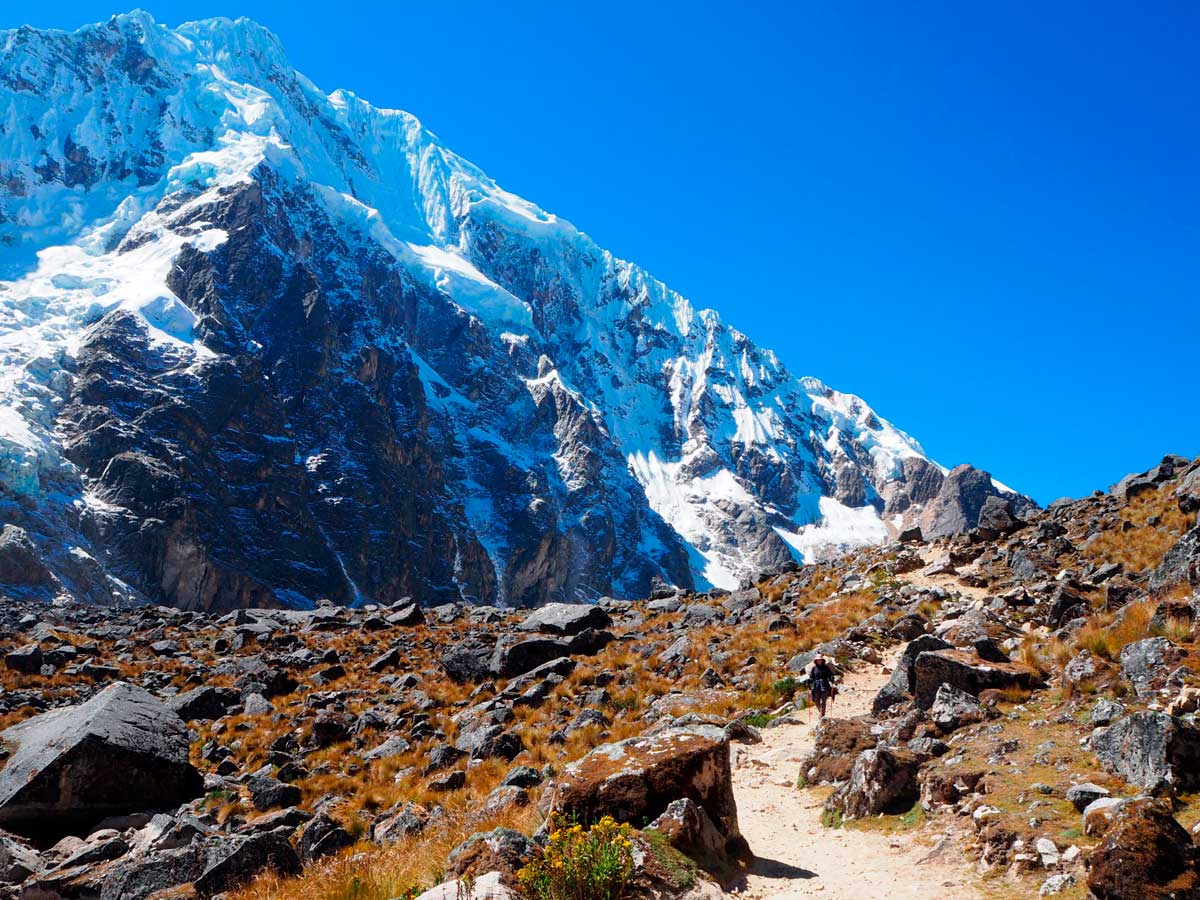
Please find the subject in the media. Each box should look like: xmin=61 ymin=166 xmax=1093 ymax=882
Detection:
xmin=0 ymin=12 xmax=1031 ymax=609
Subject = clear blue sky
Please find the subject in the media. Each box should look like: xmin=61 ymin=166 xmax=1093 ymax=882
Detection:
xmin=6 ymin=1 xmax=1198 ymax=504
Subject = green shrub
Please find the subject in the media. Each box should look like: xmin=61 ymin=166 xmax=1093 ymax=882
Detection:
xmin=772 ymin=676 xmax=799 ymax=700
xmin=820 ymin=807 xmax=844 ymax=829
xmin=519 ymin=816 xmax=635 ymax=900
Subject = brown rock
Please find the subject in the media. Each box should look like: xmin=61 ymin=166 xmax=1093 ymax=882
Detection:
xmin=1086 ymin=798 xmax=1200 ymax=899
xmin=544 ymin=725 xmax=748 ymax=867
xmin=797 ymin=718 xmax=877 ymax=785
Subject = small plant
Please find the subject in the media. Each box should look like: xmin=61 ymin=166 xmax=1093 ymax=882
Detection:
xmin=868 ymin=567 xmax=899 ymax=593
xmin=741 ymin=713 xmax=772 ymax=728
xmin=772 ymin=676 xmax=799 ymax=700
xmin=820 ymin=807 xmax=844 ymax=829
xmin=519 ymin=815 xmax=635 ymax=900
xmin=900 ymin=802 xmax=925 ymax=828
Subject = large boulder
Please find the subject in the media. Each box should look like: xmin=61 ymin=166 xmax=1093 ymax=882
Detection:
xmin=98 ymin=827 xmax=300 ymax=900
xmin=872 ymin=635 xmax=952 ymax=714
xmin=0 ymin=683 xmax=203 ymax=838
xmin=825 ymin=747 xmax=924 ymax=819
xmin=1120 ymin=638 xmax=1185 ymax=697
xmin=0 ymin=525 xmax=53 ymax=587
xmin=490 ymin=637 xmax=573 ymax=678
xmin=1086 ymin=798 xmax=1200 ymax=899
xmin=1092 ymin=711 xmax=1200 ymax=792
xmin=911 ymin=648 xmax=1043 ymax=708
xmin=919 ymin=465 xmax=1030 ymax=540
xmin=929 ymin=683 xmax=985 ymax=732
xmin=0 ymin=829 xmax=42 ymax=884
xmin=797 ymin=718 xmax=878 ymax=785
xmin=167 ymin=686 xmax=243 ymax=722
xmin=446 ymin=827 xmax=534 ymax=883
xmin=1152 ymin=526 xmax=1200 ymax=592
xmin=440 ymin=641 xmax=494 ymax=683
xmin=976 ymin=495 xmax=1022 ymax=537
xmin=647 ymin=798 xmax=728 ymax=874
xmin=1047 ymin=586 xmax=1090 ymax=629
xmin=518 ymin=603 xmax=612 ymax=636
xmin=544 ymin=725 xmax=748 ymax=867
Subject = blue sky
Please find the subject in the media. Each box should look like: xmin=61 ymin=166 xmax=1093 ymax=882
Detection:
xmin=5 ymin=1 xmax=1197 ymax=504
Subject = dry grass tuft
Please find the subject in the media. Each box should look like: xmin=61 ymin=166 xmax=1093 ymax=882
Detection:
xmin=1082 ymin=483 xmax=1196 ymax=574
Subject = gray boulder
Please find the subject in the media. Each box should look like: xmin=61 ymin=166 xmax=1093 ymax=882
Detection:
xmin=0 ymin=682 xmax=203 ymax=838
xmin=929 ymin=683 xmax=985 ymax=732
xmin=1152 ymin=525 xmax=1200 ymax=592
xmin=0 ymin=525 xmax=53 ymax=587
xmin=976 ymin=495 xmax=1021 ymax=536
xmin=167 ymin=685 xmax=242 ymax=722
xmin=1119 ymin=637 xmax=1184 ymax=697
xmin=825 ymin=747 xmax=924 ymax=818
xmin=872 ymin=634 xmax=952 ymax=714
xmin=1092 ymin=710 xmax=1200 ymax=791
xmin=0 ymin=829 xmax=43 ymax=884
xmin=490 ymin=637 xmax=573 ymax=678
xmin=911 ymin=648 xmax=1043 ymax=708
xmin=518 ymin=603 xmax=612 ymax=636
xmin=919 ymin=465 xmax=1031 ymax=540
xmin=99 ymin=827 xmax=300 ymax=900
xmin=1065 ymin=783 xmax=1110 ymax=812
xmin=4 ymin=644 xmax=43 ymax=675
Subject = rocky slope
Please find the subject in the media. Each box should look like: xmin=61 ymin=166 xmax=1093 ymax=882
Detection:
xmin=0 ymin=12 xmax=1031 ymax=611
xmin=0 ymin=453 xmax=1196 ymax=899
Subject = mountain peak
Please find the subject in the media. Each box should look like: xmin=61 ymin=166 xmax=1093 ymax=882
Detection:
xmin=0 ymin=12 xmax=1031 ymax=608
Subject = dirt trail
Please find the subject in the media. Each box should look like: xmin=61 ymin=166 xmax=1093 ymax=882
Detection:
xmin=903 ymin=547 xmax=993 ymax=602
xmin=730 ymin=659 xmax=982 ymax=900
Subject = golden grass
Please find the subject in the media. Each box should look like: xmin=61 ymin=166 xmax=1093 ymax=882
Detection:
xmin=231 ymin=803 xmax=540 ymax=900
xmin=1082 ymin=483 xmax=1196 ymax=574
xmin=1073 ymin=599 xmax=1156 ymax=662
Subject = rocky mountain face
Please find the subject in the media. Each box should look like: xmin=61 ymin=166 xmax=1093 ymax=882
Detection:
xmin=0 ymin=12 xmax=1031 ymax=611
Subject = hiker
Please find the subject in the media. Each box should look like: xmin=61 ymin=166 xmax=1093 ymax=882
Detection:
xmin=807 ymin=654 xmax=838 ymax=717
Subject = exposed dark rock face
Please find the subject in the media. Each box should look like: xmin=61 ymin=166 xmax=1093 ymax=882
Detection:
xmin=919 ymin=464 xmax=1034 ymax=541
xmin=46 ymin=176 xmax=694 ymax=611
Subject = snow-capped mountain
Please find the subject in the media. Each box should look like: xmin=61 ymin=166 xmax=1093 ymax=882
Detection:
xmin=0 ymin=12 xmax=1031 ymax=610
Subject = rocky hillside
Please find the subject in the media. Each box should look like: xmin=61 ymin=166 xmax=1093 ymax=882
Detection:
xmin=0 ymin=453 xmax=1196 ymax=900
xmin=0 ymin=12 xmax=1031 ymax=611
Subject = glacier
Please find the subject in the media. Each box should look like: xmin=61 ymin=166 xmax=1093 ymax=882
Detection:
xmin=0 ymin=12 xmax=1028 ymax=608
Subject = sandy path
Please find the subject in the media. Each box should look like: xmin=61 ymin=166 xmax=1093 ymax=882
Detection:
xmin=730 ymin=659 xmax=982 ymax=900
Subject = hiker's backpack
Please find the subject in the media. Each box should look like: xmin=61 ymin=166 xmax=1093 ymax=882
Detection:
xmin=810 ymin=669 xmax=833 ymax=699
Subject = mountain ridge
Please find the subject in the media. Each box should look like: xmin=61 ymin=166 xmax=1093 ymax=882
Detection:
xmin=0 ymin=11 xmax=1031 ymax=609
